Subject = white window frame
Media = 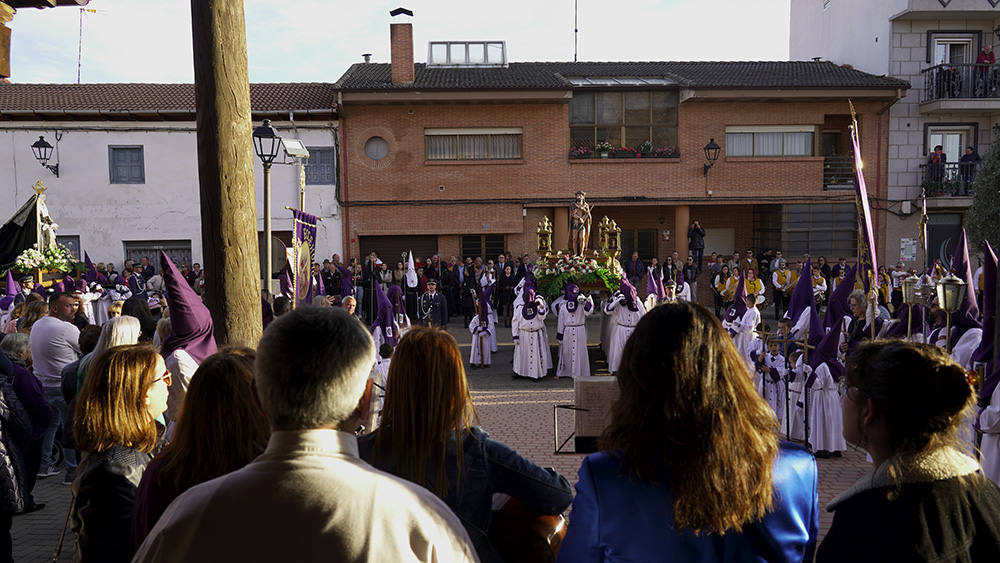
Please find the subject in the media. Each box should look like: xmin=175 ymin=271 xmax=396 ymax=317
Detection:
xmin=724 ymin=126 xmax=817 ymax=157
xmin=427 ymin=41 xmax=507 ymax=67
xmin=930 ymin=33 xmax=976 ymax=65
xmin=425 ymin=128 xmax=523 ymax=161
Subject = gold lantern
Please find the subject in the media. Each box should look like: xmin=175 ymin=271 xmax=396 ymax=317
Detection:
xmin=537 ymin=216 xmax=553 ymax=256
xmin=936 ymin=273 xmax=967 ymax=353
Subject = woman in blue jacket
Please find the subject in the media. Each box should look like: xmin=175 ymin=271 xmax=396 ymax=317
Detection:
xmin=559 ymin=302 xmax=819 ymax=562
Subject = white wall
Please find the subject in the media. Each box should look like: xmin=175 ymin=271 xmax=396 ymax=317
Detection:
xmin=790 ymin=0 xmax=902 ymax=74
xmin=0 ymin=119 xmax=342 ymax=273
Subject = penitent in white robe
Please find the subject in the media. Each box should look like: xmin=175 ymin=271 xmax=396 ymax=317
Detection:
xmin=556 ymin=297 xmax=593 ymax=379
xmin=807 ymin=362 xmax=846 ymax=453
xmin=788 ymin=357 xmax=808 ymax=441
xmin=372 ymin=320 xmax=402 ymax=353
xmin=731 ymin=307 xmax=761 ymax=362
xmin=605 ymin=297 xmax=645 ymax=374
xmin=978 ymin=382 xmax=1000 ymax=486
xmin=513 ymin=299 xmax=550 ymax=379
xmin=762 ymin=353 xmax=788 ymax=427
xmin=469 ymin=315 xmax=493 ymax=366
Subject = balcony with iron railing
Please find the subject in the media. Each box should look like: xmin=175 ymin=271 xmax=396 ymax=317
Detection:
xmin=921 ymin=64 xmax=1000 ymax=110
xmin=919 ymin=161 xmax=981 ymax=197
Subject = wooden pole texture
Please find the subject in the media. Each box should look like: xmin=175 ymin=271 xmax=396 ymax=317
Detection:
xmin=190 ymin=0 xmax=262 ymax=347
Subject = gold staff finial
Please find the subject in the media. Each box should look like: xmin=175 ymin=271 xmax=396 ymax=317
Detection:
xmin=32 ymin=180 xmax=47 ymax=195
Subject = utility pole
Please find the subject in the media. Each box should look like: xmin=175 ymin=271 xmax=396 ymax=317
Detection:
xmin=190 ymin=0 xmax=262 ymax=346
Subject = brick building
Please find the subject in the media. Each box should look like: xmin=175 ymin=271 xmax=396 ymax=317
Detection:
xmin=335 ymin=19 xmax=909 ymax=271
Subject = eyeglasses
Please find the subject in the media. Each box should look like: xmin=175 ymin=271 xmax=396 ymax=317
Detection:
xmin=155 ymin=370 xmax=173 ymax=387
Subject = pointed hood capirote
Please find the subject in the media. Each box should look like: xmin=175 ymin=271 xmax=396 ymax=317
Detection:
xmin=159 ymin=251 xmax=217 ymax=364
xmin=84 ymin=251 xmax=98 ymax=284
xmin=950 ymin=229 xmax=981 ymax=329
xmin=372 ymin=278 xmax=397 ymax=347
xmin=824 ymin=264 xmax=858 ymax=331
xmin=724 ymin=268 xmax=747 ymax=324
xmin=0 ymin=270 xmax=17 ymax=310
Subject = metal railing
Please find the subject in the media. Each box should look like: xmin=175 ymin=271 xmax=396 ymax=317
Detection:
xmin=922 ymin=63 xmax=1000 ymax=102
xmin=919 ymin=161 xmax=981 ymax=196
xmin=823 ymin=155 xmax=855 ymax=189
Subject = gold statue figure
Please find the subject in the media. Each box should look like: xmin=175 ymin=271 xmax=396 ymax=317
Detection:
xmin=570 ymin=190 xmax=592 ymax=256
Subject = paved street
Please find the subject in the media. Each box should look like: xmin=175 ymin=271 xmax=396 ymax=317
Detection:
xmin=12 ymin=311 xmax=870 ymax=561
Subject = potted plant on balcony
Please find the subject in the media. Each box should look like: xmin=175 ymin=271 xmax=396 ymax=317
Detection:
xmin=647 ymin=146 xmax=679 ymax=158
xmin=595 ymin=141 xmax=614 ymax=159
xmin=569 ymin=146 xmax=592 ymax=159
xmin=612 ymin=146 xmax=640 ymax=159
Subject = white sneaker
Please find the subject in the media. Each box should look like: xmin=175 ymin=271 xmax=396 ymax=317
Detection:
xmin=37 ymin=466 xmax=60 ymax=478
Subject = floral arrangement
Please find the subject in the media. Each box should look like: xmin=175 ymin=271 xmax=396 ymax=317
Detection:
xmin=650 ymin=146 xmax=679 ymax=158
xmin=536 ymin=251 xmax=623 ymax=298
xmin=614 ymin=147 xmax=641 ymax=158
xmin=595 ymin=141 xmax=614 ymax=153
xmin=569 ymin=146 xmax=592 ymax=159
xmin=14 ymin=243 xmax=78 ymax=274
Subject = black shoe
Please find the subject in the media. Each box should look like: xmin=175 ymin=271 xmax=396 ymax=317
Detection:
xmin=814 ymin=450 xmax=831 ymax=459
xmin=831 ymin=451 xmax=843 ymax=458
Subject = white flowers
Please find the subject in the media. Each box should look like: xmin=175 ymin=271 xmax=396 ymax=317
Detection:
xmin=13 ymin=243 xmax=76 ymax=273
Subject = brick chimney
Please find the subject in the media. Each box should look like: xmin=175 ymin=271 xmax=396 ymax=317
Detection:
xmin=390 ymin=22 xmax=414 ymax=84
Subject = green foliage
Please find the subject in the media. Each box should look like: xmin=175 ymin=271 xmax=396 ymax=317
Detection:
xmin=968 ymin=139 xmax=1000 ymax=253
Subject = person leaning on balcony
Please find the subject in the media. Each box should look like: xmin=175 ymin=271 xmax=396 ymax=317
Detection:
xmin=977 ymin=44 xmax=996 ymax=96
xmin=959 ymin=146 xmax=982 ymax=193
xmin=928 ymin=145 xmax=947 ymax=182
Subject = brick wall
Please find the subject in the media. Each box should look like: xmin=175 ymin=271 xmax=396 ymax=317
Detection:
xmin=340 ymin=97 xmax=888 ymax=260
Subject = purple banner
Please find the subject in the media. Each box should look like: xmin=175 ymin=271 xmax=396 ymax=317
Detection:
xmin=849 ymin=103 xmax=879 ymax=291
xmin=291 ymin=209 xmax=318 ymax=309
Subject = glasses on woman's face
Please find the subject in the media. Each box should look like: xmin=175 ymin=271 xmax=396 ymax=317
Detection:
xmin=155 ymin=370 xmax=173 ymax=387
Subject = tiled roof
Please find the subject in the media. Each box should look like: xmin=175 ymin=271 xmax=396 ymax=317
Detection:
xmin=0 ymin=82 xmax=337 ymax=113
xmin=337 ymin=61 xmax=909 ymax=90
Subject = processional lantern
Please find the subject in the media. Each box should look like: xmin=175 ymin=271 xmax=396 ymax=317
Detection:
xmin=936 ymin=273 xmax=967 ymax=353
xmin=537 ymin=216 xmax=552 ymax=256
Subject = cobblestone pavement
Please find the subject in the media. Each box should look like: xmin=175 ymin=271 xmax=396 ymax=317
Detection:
xmin=13 ymin=311 xmax=870 ymax=561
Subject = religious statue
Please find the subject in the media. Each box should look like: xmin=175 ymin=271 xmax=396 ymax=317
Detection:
xmin=570 ymin=190 xmax=592 ymax=256
xmin=34 ymin=180 xmax=58 ymax=252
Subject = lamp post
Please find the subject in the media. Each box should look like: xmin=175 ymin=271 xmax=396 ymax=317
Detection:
xmin=901 ymin=274 xmax=919 ymax=340
xmin=703 ymin=138 xmax=721 ymax=176
xmin=936 ymin=273 xmax=967 ymax=353
xmin=30 ymin=136 xmax=59 ymax=177
xmin=252 ymin=119 xmax=281 ymax=294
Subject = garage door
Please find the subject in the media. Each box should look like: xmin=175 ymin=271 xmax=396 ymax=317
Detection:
xmin=359 ymin=235 xmax=438 ymax=267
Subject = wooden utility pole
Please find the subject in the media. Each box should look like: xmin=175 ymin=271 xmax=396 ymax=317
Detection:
xmin=190 ymin=0 xmax=261 ymax=346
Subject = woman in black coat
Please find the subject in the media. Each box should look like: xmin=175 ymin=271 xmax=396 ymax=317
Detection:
xmin=818 ymin=341 xmax=1000 ymax=562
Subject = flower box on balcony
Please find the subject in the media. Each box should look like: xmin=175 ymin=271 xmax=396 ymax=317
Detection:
xmin=612 ymin=148 xmax=641 ymax=158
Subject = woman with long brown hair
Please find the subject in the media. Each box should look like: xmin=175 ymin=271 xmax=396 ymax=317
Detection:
xmin=72 ymin=344 xmax=170 ymax=563
xmin=130 ymin=347 xmax=269 ymax=552
xmin=559 ymin=302 xmax=818 ymax=562
xmin=818 ymin=341 xmax=1000 ymax=561
xmin=358 ymin=327 xmax=572 ymax=562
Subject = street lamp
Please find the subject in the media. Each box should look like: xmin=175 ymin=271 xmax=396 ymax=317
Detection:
xmin=703 ymin=138 xmax=721 ymax=176
xmin=30 ymin=136 xmax=59 ymax=177
xmin=252 ymin=119 xmax=281 ymax=293
xmin=936 ymin=273 xmax=967 ymax=353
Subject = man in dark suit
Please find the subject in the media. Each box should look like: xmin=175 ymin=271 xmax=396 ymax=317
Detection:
xmin=420 ymin=279 xmax=448 ymax=329
xmin=622 ymin=251 xmax=645 ymax=287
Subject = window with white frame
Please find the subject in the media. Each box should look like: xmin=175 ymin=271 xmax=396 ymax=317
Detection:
xmin=305 ymin=147 xmax=335 ymax=185
xmin=428 ymin=41 xmax=507 ymax=67
xmin=725 ymin=126 xmax=815 ymax=157
xmin=109 ymin=146 xmax=145 ymax=184
xmin=425 ymin=128 xmax=522 ymax=160
xmin=930 ymin=33 xmax=977 ymax=65
xmin=926 ymin=124 xmax=976 ymax=159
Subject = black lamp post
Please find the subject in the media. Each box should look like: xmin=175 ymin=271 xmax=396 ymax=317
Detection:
xmin=703 ymin=138 xmax=721 ymax=176
xmin=252 ymin=119 xmax=282 ymax=291
xmin=31 ymin=136 xmax=59 ymax=177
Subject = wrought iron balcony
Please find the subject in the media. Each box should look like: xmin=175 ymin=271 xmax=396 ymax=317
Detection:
xmin=921 ymin=63 xmax=1000 ymax=102
xmin=919 ymin=161 xmax=981 ymax=196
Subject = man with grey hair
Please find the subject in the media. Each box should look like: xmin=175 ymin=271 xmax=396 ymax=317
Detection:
xmin=134 ymin=307 xmax=478 ymax=562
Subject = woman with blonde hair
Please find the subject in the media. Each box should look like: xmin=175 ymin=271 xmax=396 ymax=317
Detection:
xmin=817 ymin=341 xmax=1000 ymax=561
xmin=71 ymin=344 xmax=170 ymax=563
xmin=107 ymin=300 xmax=124 ymax=319
xmin=77 ymin=315 xmax=142 ymax=390
xmin=131 ymin=347 xmax=269 ymax=552
xmin=358 ymin=327 xmax=572 ymax=562
xmin=559 ymin=302 xmax=818 ymax=562
xmin=16 ymin=301 xmax=49 ymax=334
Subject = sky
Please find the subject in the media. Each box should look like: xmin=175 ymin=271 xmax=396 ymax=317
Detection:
xmin=9 ymin=0 xmax=791 ymax=84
